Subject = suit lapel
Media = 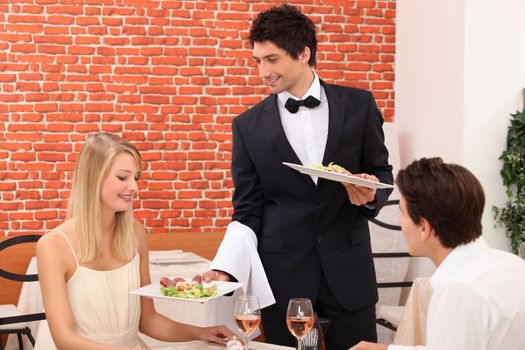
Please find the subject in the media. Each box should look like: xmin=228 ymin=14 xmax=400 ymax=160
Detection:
xmin=261 ymin=95 xmax=316 ymax=187
xmin=321 ymin=81 xmax=345 ymax=165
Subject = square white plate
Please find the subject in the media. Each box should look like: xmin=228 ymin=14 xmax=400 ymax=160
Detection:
xmin=130 ymin=281 xmax=243 ymax=303
xmin=283 ymin=162 xmax=394 ymax=189
xmin=149 ymin=251 xmax=207 ymax=264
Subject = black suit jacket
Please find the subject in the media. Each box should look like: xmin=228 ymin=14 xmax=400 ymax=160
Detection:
xmin=231 ymin=81 xmax=393 ymax=314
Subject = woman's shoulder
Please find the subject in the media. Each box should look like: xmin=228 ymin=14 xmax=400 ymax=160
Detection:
xmin=133 ymin=219 xmax=146 ymax=237
xmin=36 ymin=220 xmax=75 ymax=262
xmin=133 ymin=219 xmax=148 ymax=250
xmin=38 ymin=220 xmax=72 ymax=245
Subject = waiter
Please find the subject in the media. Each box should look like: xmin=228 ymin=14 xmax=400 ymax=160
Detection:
xmin=205 ymin=4 xmax=393 ymax=350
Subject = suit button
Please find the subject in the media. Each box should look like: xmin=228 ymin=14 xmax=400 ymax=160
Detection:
xmin=316 ymin=202 xmax=323 ymax=209
xmin=316 ymin=236 xmax=324 ymax=243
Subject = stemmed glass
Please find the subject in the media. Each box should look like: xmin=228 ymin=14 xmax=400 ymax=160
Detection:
xmin=233 ymin=295 xmax=261 ymax=350
xmin=286 ymin=298 xmax=314 ymax=350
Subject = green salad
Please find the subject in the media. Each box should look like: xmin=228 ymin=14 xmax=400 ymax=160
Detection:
xmin=160 ymin=283 xmax=218 ymax=299
xmin=312 ymin=162 xmax=351 ymax=175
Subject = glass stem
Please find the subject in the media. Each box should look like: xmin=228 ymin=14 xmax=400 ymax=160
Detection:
xmin=245 ymin=334 xmax=249 ymax=350
xmin=297 ymin=338 xmax=302 ymax=350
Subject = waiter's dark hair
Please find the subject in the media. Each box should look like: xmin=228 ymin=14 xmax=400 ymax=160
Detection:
xmin=249 ymin=4 xmax=317 ymax=67
xmin=396 ymin=157 xmax=484 ymax=248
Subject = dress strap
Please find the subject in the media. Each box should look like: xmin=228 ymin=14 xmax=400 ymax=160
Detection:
xmin=53 ymin=228 xmax=80 ymax=267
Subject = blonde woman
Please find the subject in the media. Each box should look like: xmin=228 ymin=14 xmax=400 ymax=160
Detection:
xmin=36 ymin=133 xmax=235 ymax=349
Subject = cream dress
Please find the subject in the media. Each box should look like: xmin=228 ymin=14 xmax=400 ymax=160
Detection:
xmin=37 ymin=229 xmax=149 ymax=349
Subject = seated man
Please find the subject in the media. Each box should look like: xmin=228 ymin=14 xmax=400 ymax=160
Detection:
xmin=351 ymin=157 xmax=525 ymax=350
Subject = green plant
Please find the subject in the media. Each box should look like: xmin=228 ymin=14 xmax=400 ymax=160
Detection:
xmin=493 ymin=109 xmax=525 ymax=254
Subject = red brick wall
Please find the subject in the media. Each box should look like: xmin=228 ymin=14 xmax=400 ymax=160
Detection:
xmin=0 ymin=1 xmax=395 ymax=236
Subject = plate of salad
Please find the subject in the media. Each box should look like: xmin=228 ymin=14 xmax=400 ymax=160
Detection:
xmin=130 ymin=275 xmax=243 ymax=303
xmin=283 ymin=162 xmax=394 ymax=189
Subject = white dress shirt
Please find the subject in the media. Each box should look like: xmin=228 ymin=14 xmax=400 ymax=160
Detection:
xmin=277 ymin=72 xmax=328 ymax=184
xmin=389 ymin=237 xmax=525 ymax=350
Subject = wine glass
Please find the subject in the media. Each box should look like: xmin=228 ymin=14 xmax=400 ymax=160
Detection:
xmin=286 ymin=298 xmax=314 ymax=350
xmin=233 ymin=295 xmax=261 ymax=350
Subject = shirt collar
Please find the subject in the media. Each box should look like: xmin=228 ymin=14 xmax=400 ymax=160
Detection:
xmin=277 ymin=71 xmax=321 ymax=106
xmin=430 ymin=236 xmax=489 ymax=289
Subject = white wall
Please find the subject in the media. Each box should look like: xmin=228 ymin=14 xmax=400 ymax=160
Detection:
xmin=463 ymin=0 xmax=525 ymax=250
xmin=396 ymin=0 xmax=465 ymax=168
xmin=396 ymin=0 xmax=525 ymax=260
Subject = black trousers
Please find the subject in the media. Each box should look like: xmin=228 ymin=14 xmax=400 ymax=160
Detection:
xmin=261 ymin=273 xmax=377 ymax=350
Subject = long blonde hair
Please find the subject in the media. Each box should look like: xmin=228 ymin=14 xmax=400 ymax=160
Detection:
xmin=67 ymin=133 xmax=142 ymax=262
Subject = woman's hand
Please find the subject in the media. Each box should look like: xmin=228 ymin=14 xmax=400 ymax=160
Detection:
xmin=198 ymin=325 xmax=237 ymax=345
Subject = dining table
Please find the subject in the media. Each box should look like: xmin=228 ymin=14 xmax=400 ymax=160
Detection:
xmin=151 ymin=340 xmax=293 ymax=349
xmin=6 ymin=251 xmax=274 ymax=349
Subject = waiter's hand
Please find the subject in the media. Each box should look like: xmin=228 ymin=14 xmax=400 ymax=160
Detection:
xmin=343 ymin=173 xmax=377 ymax=206
xmin=202 ymin=269 xmax=231 ymax=282
xmin=348 ymin=341 xmax=388 ymax=350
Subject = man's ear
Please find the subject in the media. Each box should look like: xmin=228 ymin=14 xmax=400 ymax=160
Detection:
xmin=299 ymin=47 xmax=311 ymax=64
xmin=419 ymin=218 xmax=435 ymax=242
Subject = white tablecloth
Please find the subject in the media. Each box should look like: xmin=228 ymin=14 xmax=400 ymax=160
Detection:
xmin=6 ymin=254 xmax=268 ymax=350
xmin=157 ymin=340 xmax=292 ymax=349
xmin=5 ymin=257 xmax=42 ymax=350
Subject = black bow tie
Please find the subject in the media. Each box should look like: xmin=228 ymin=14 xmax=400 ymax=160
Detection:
xmin=284 ymin=95 xmax=321 ymax=114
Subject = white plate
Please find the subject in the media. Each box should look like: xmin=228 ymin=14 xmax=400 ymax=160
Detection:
xmin=130 ymin=281 xmax=243 ymax=303
xmin=283 ymin=162 xmax=394 ymax=189
xmin=149 ymin=251 xmax=207 ymax=264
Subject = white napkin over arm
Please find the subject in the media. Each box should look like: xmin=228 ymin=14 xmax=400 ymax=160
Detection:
xmin=209 ymin=221 xmax=275 ymax=308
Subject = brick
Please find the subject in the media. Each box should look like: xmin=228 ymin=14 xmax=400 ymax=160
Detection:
xmin=43 ymin=26 xmax=69 ymax=35
xmin=46 ymin=15 xmax=74 ymax=25
xmin=118 ymin=95 xmax=141 ymax=104
xmin=0 ymin=74 xmax=16 ymax=82
xmin=34 ymin=35 xmax=73 ymax=44
xmin=35 ymin=210 xmax=57 ymax=220
xmin=37 ymin=152 xmax=66 ymax=162
xmin=6 ymin=23 xmax=43 ymax=33
xmin=11 ymin=44 xmax=36 ymax=53
xmin=76 ymin=16 xmax=100 ymax=26
xmin=139 ymin=47 xmax=163 ymax=57
xmin=74 ymin=123 xmax=100 ymax=133
xmin=0 ymin=33 xmax=32 ymax=42
xmin=151 ymin=67 xmax=178 ymax=76
xmin=38 ymin=44 xmax=66 ymax=54
xmin=85 ymin=103 xmax=113 ymax=112
xmin=11 ymin=152 xmax=36 ymax=162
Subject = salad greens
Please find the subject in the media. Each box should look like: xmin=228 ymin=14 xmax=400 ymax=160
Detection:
xmin=160 ymin=283 xmax=217 ymax=299
xmin=312 ymin=162 xmax=351 ymax=174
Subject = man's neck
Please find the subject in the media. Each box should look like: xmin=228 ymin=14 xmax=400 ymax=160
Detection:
xmin=430 ymin=246 xmax=453 ymax=267
xmin=288 ymin=69 xmax=315 ymax=98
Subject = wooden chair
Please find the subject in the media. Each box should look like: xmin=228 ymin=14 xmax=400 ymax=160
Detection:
xmin=0 ymin=235 xmax=46 ymax=350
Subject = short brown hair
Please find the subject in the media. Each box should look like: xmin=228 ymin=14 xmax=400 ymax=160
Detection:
xmin=396 ymin=157 xmax=484 ymax=248
xmin=249 ymin=4 xmax=317 ymax=67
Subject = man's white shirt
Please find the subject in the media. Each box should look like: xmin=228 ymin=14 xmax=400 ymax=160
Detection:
xmin=277 ymin=72 xmax=328 ymax=184
xmin=389 ymin=237 xmax=525 ymax=350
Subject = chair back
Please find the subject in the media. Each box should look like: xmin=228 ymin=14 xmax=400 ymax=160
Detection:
xmin=369 ymin=199 xmax=412 ymax=340
xmin=0 ymin=234 xmax=46 ymax=327
xmin=0 ymin=235 xmax=41 ymax=283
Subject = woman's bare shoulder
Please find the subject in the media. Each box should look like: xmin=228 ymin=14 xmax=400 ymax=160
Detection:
xmin=133 ymin=219 xmax=148 ymax=251
xmin=36 ymin=220 xmax=74 ymax=257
